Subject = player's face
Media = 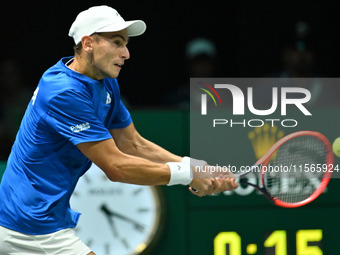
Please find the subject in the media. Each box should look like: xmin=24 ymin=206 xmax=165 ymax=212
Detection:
xmin=91 ymin=30 xmax=130 ymax=79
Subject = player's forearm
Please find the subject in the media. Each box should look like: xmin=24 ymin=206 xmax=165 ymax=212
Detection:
xmin=119 ymin=136 xmax=182 ymax=163
xmin=77 ymin=138 xmax=172 ymax=185
xmin=105 ymin=153 xmax=171 ymax=185
xmin=77 ymin=138 xmax=187 ymax=186
xmin=110 ymin=123 xmax=182 ymax=163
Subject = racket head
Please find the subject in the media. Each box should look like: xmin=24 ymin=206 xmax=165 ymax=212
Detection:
xmin=257 ymin=131 xmax=334 ymax=208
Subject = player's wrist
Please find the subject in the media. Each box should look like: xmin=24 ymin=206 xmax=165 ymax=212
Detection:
xmin=166 ymin=162 xmax=192 ymax=186
xmin=181 ymin=156 xmax=207 ymax=168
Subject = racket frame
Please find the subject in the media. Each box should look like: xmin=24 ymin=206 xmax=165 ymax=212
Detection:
xmin=240 ymin=131 xmax=334 ymax=208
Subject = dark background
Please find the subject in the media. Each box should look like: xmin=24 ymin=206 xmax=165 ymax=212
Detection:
xmin=1 ymin=0 xmax=340 ymax=106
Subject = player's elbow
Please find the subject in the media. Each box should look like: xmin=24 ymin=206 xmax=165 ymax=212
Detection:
xmin=104 ymin=163 xmax=125 ymax=182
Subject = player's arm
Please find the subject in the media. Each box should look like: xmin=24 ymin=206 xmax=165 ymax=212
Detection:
xmin=108 ymin=123 xmax=238 ymax=195
xmin=77 ymin=137 xmax=226 ymax=196
xmin=77 ymin=137 xmax=171 ymax=185
xmin=109 ymin=122 xmax=182 ymax=163
xmin=78 ymin=123 xmax=237 ymax=196
xmin=76 ymin=124 xmax=216 ymax=195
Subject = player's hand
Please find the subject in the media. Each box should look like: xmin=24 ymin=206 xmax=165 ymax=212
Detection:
xmin=189 ymin=177 xmax=216 ymax=197
xmin=189 ymin=165 xmax=238 ymax=196
xmin=188 ymin=177 xmax=238 ymax=197
xmin=212 ymin=177 xmax=238 ymax=194
xmin=189 ymin=177 xmax=238 ymax=197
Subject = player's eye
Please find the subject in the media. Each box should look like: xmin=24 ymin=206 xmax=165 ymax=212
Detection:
xmin=113 ymin=40 xmax=124 ymax=47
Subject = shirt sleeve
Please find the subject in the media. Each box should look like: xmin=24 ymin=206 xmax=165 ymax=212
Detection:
xmin=46 ymin=89 xmax=112 ymax=146
xmin=108 ymin=100 xmax=132 ymax=130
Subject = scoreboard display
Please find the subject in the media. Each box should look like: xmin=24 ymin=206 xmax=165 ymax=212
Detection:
xmin=187 ymin=179 xmax=340 ymax=254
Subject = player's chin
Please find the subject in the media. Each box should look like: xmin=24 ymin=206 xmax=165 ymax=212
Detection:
xmin=108 ymin=71 xmax=120 ymax=79
xmin=104 ymin=67 xmax=121 ymax=79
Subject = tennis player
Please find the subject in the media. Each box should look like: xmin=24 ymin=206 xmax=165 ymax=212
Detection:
xmin=0 ymin=5 xmax=237 ymax=254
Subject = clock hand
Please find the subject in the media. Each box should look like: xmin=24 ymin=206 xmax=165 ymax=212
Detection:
xmin=100 ymin=204 xmax=120 ymax=237
xmin=110 ymin=211 xmax=145 ymax=232
xmin=100 ymin=204 xmax=145 ymax=232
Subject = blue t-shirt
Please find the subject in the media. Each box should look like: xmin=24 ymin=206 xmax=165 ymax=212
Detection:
xmin=0 ymin=57 xmax=132 ymax=234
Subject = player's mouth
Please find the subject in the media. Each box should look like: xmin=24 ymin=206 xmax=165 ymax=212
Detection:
xmin=114 ymin=63 xmax=123 ymax=69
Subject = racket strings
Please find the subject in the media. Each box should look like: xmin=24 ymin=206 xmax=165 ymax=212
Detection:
xmin=264 ymin=136 xmax=328 ymax=203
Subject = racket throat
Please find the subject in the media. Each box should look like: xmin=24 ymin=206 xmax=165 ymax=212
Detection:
xmin=239 ymin=179 xmax=273 ymax=201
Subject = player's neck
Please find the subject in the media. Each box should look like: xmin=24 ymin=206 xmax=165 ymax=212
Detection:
xmin=68 ymin=55 xmax=104 ymax=81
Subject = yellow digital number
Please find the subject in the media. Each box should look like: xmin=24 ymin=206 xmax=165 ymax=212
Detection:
xmin=214 ymin=229 xmax=323 ymax=255
xmin=296 ymin=229 xmax=323 ymax=255
xmin=214 ymin=231 xmax=241 ymax=255
xmin=264 ymin=230 xmax=287 ymax=255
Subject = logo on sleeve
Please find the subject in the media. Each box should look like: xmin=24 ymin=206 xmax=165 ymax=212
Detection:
xmin=70 ymin=122 xmax=90 ymax=133
xmin=106 ymin=92 xmax=111 ymax=104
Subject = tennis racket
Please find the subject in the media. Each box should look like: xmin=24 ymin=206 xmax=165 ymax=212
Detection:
xmin=235 ymin=130 xmax=334 ymax=208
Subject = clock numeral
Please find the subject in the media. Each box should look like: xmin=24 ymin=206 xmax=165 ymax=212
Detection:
xmin=104 ymin=242 xmax=111 ymax=255
xmin=73 ymin=191 xmax=80 ymax=197
xmin=83 ymin=174 xmax=91 ymax=184
xmin=135 ymin=224 xmax=145 ymax=233
xmin=121 ymin=237 xmax=130 ymax=249
xmin=101 ymin=174 xmax=110 ymax=182
xmin=86 ymin=239 xmax=94 ymax=248
xmin=132 ymin=187 xmax=143 ymax=196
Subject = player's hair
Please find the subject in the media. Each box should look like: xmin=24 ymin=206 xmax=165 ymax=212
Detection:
xmin=73 ymin=33 xmax=102 ymax=55
xmin=73 ymin=43 xmax=82 ymax=55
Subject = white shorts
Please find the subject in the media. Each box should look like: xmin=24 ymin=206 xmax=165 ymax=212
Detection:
xmin=0 ymin=225 xmax=93 ymax=255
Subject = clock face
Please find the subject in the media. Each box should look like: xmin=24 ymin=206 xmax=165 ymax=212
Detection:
xmin=70 ymin=164 xmax=164 ymax=255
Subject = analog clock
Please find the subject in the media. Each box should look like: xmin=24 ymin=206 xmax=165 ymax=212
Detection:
xmin=70 ymin=164 xmax=165 ymax=255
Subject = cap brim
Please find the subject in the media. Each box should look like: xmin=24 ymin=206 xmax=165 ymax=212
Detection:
xmin=96 ymin=20 xmax=146 ymax=37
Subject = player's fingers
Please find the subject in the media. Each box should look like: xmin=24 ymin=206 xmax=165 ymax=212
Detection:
xmin=223 ymin=178 xmax=238 ymax=191
xmin=206 ymin=178 xmax=216 ymax=195
xmin=189 ymin=178 xmax=216 ymax=196
xmin=231 ymin=178 xmax=239 ymax=189
xmin=212 ymin=178 xmax=223 ymax=194
xmin=217 ymin=178 xmax=238 ymax=191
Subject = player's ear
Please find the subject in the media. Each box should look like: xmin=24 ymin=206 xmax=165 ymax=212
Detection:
xmin=81 ymin=35 xmax=94 ymax=53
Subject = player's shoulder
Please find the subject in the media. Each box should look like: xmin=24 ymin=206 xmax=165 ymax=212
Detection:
xmin=40 ymin=58 xmax=90 ymax=96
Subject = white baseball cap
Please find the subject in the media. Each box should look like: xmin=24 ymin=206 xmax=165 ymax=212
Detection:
xmin=69 ymin=5 xmax=146 ymax=45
